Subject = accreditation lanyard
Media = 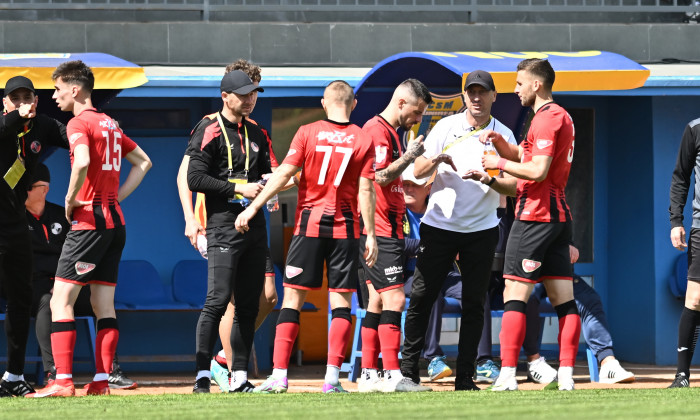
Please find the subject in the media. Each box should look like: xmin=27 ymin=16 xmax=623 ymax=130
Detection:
xmin=3 ymin=122 xmax=32 ymax=189
xmin=441 ymin=116 xmax=493 ymax=154
xmin=216 ymin=112 xmax=249 ymax=178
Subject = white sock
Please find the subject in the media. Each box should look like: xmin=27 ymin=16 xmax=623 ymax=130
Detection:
xmin=272 ymin=368 xmax=287 ymax=379
xmin=56 ymin=374 xmax=72 ymax=380
xmin=196 ymin=370 xmax=210 ymax=380
xmin=2 ymin=372 xmax=23 ymax=382
xmin=230 ymin=370 xmax=248 ymax=390
xmin=325 ymin=365 xmax=340 ymax=384
xmin=93 ymin=373 xmax=109 ymax=382
xmin=386 ymin=369 xmax=403 ymax=381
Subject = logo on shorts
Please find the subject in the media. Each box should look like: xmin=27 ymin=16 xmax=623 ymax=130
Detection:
xmin=521 ymin=259 xmax=542 ymax=273
xmin=286 ymin=265 xmax=303 ymax=278
xmin=30 ymin=140 xmax=41 ymax=154
xmin=384 ymin=265 xmax=403 ymax=276
xmin=536 ymin=139 xmax=553 ymax=150
xmin=251 ymin=142 xmax=259 ymax=152
xmin=386 ymin=276 xmax=397 ymax=283
xmin=50 ymin=223 xmax=62 ymax=235
xmin=75 ymin=261 xmax=96 ymax=276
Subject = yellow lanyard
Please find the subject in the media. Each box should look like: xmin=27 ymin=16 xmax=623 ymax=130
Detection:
xmin=441 ymin=116 xmax=493 ymax=153
xmin=216 ymin=112 xmax=249 ymax=177
xmin=16 ymin=121 xmax=32 ymax=157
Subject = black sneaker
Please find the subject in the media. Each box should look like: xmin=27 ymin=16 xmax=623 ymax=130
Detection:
xmin=109 ymin=361 xmax=138 ymax=389
xmin=0 ymin=379 xmax=36 ymax=396
xmin=455 ymin=377 xmax=481 ymax=391
xmin=193 ymin=377 xmax=211 ymax=393
xmin=669 ymin=372 xmax=690 ymax=388
xmin=230 ymin=381 xmax=255 ymax=393
xmin=0 ymin=386 xmax=12 ymax=398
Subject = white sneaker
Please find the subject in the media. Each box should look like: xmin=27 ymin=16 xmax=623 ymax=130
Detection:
xmin=527 ymin=356 xmax=557 ymax=384
xmin=490 ymin=366 xmax=518 ymax=391
xmin=380 ymin=370 xmax=403 ymax=392
xmin=358 ymin=373 xmax=382 ymax=393
xmin=557 ymin=366 xmax=575 ymax=391
xmin=599 ymin=360 xmax=635 ymax=384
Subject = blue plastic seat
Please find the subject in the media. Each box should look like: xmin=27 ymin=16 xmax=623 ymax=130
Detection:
xmin=669 ymin=253 xmax=688 ymax=299
xmin=172 ymin=259 xmax=208 ymax=308
xmin=115 ymin=260 xmax=193 ymax=310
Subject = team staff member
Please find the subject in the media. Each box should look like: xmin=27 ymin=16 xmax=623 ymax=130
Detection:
xmin=176 ymin=60 xmax=280 ymax=392
xmin=475 ymin=58 xmax=579 ymax=391
xmin=187 ymin=70 xmax=270 ymax=394
xmin=669 ymin=117 xmax=700 ymax=388
xmin=401 ymin=70 xmax=515 ymax=392
xmin=0 ymin=76 xmax=68 ymax=398
xmin=29 ymin=61 xmax=152 ymax=398
xmin=357 ymin=79 xmax=432 ymax=393
xmin=235 ymin=80 xmax=377 ymax=394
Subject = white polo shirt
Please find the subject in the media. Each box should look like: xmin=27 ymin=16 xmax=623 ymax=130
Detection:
xmin=420 ymin=111 xmax=516 ymax=234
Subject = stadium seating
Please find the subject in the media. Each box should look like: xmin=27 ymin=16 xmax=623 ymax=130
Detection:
xmin=171 ymin=259 xmax=208 ymax=308
xmin=115 ymin=260 xmax=193 ymax=310
xmin=669 ymin=253 xmax=688 ymax=299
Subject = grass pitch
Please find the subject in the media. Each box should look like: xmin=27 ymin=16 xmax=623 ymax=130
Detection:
xmin=3 ymin=388 xmax=700 ymax=419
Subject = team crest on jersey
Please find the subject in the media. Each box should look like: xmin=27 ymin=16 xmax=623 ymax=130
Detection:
xmin=536 ymin=139 xmax=553 ymax=150
xmin=50 ymin=223 xmax=62 ymax=235
xmin=30 ymin=140 xmax=41 ymax=154
xmin=404 ymin=92 xmax=466 ymax=146
xmin=287 ymin=149 xmax=297 ymax=157
xmin=75 ymin=261 xmax=96 ymax=276
xmin=251 ymin=142 xmax=259 ymax=152
xmin=521 ymin=259 xmax=542 ymax=273
xmin=375 ymin=146 xmax=387 ymax=165
xmin=286 ymin=265 xmax=303 ymax=278
xmin=99 ymin=118 xmax=117 ymax=130
xmin=317 ymin=130 xmax=354 ymax=144
xmin=69 ymin=133 xmax=82 ymax=144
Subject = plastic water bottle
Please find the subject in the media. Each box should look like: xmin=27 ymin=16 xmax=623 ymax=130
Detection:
xmin=266 ymin=194 xmax=279 ymax=212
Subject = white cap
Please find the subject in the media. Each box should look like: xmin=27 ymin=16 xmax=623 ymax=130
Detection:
xmin=401 ymin=163 xmax=429 ymax=185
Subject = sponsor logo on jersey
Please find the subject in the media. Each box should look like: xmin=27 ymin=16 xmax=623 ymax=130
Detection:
xmin=287 ymin=149 xmax=297 ymax=157
xmin=390 ymin=184 xmax=404 ymax=193
xmin=75 ymin=261 xmax=96 ymax=276
xmin=521 ymin=259 xmax=542 ymax=273
xmin=375 ymin=146 xmax=387 ymax=165
xmin=99 ymin=118 xmax=117 ymax=130
xmin=50 ymin=223 xmax=62 ymax=235
xmin=536 ymin=139 xmax=553 ymax=150
xmin=30 ymin=140 xmax=41 ymax=154
xmin=251 ymin=142 xmax=259 ymax=152
xmin=286 ymin=265 xmax=303 ymax=278
xmin=69 ymin=133 xmax=82 ymax=144
xmin=384 ymin=265 xmax=403 ymax=276
xmin=317 ymin=130 xmax=354 ymax=145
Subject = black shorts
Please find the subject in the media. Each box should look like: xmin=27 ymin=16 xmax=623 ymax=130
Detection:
xmin=688 ymin=228 xmax=700 ymax=282
xmin=503 ymin=220 xmax=573 ymax=283
xmin=284 ymin=235 xmax=359 ymax=292
xmin=55 ymin=227 xmax=126 ymax=286
xmin=359 ymin=235 xmax=405 ymax=293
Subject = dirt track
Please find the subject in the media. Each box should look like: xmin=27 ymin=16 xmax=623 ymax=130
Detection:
xmin=63 ymin=363 xmax=697 ymax=395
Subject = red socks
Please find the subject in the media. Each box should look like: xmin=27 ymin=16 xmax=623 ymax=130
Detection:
xmin=558 ymin=313 xmax=581 ymax=367
xmin=51 ymin=319 xmax=76 ymax=385
xmin=328 ymin=316 xmax=352 ymax=368
xmin=361 ymin=311 xmax=381 ymax=370
xmin=378 ymin=323 xmax=401 ymax=370
xmin=95 ymin=318 xmax=120 ymax=374
xmin=499 ymin=304 xmax=527 ymax=367
xmin=273 ymin=308 xmax=300 ymax=370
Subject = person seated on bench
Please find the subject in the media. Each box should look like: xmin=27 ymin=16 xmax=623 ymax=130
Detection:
xmin=26 ymin=163 xmax=136 ymax=389
xmin=521 ymin=245 xmax=635 ymax=385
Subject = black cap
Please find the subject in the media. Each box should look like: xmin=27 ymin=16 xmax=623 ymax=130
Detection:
xmin=220 ymin=70 xmax=264 ymax=94
xmin=464 ymin=70 xmax=495 ymax=91
xmin=31 ymin=162 xmax=50 ymax=184
xmin=4 ymin=76 xmax=36 ymax=96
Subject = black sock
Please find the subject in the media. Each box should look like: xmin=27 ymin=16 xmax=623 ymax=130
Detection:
xmin=677 ymin=307 xmax=700 ymax=377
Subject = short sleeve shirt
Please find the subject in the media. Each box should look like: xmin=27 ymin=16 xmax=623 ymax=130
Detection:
xmin=283 ymin=119 xmax=375 ymax=239
xmin=67 ymin=109 xmax=137 ymax=230
xmin=420 ymin=112 xmax=516 ymax=233
xmin=515 ymin=103 xmax=575 ymax=223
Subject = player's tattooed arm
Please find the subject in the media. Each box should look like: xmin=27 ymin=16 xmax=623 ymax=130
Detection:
xmin=374 ymin=135 xmax=424 ymax=186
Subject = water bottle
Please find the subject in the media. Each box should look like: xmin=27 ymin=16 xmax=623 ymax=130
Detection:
xmin=483 ymin=140 xmax=500 ymax=177
xmin=266 ymin=194 xmax=279 ymax=212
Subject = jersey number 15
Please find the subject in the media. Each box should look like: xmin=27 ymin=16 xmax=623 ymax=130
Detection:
xmin=101 ymin=130 xmax=122 ymax=172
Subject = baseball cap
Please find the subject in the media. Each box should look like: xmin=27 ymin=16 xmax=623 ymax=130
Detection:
xmin=4 ymin=76 xmax=36 ymax=96
xmin=464 ymin=70 xmax=495 ymax=91
xmin=220 ymin=70 xmax=264 ymax=94
xmin=401 ymin=163 xmax=429 ymax=186
xmin=31 ymin=162 xmax=50 ymax=184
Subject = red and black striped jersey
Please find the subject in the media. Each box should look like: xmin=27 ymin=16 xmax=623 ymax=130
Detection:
xmin=362 ymin=115 xmax=405 ymax=239
xmin=283 ymin=119 xmax=375 ymax=239
xmin=67 ymin=109 xmax=137 ymax=230
xmin=515 ymin=102 xmax=575 ymax=223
